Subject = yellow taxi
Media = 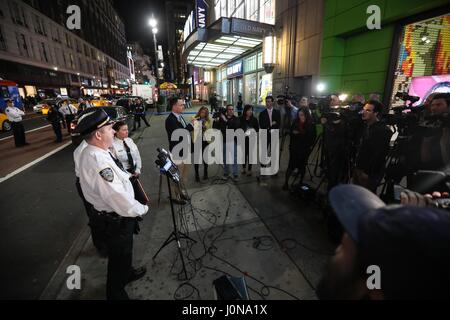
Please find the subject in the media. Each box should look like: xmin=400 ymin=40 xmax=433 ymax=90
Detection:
xmin=0 ymin=112 xmax=11 ymax=131
xmin=90 ymin=97 xmax=110 ymax=107
xmin=34 ymin=98 xmax=80 ymax=115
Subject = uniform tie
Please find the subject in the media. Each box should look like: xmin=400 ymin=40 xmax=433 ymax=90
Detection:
xmin=123 ymin=140 xmax=136 ymax=174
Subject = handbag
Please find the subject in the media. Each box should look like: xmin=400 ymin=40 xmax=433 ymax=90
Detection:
xmin=129 ymin=176 xmax=149 ymax=205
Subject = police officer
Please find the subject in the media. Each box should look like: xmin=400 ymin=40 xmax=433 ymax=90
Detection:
xmin=46 ymin=103 xmax=63 ymax=143
xmin=59 ymin=100 xmax=77 ymax=134
xmin=5 ymin=99 xmax=28 ymax=147
xmin=73 ymin=138 xmax=108 ymax=256
xmin=75 ymin=109 xmax=149 ymax=300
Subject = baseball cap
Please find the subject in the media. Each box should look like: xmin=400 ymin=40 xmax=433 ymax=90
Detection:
xmin=329 ymin=184 xmax=450 ymax=298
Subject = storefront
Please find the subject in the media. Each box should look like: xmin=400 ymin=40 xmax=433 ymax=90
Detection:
xmin=389 ymin=12 xmax=450 ymax=107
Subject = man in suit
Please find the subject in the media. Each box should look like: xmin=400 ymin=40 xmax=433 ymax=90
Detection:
xmin=165 ymin=96 xmax=195 ymax=204
xmin=259 ymin=96 xmax=281 ymax=169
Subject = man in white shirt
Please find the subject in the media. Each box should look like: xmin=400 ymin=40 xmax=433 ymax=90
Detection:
xmin=76 ymin=109 xmax=149 ymax=300
xmin=59 ymin=100 xmax=77 ymax=134
xmin=5 ymin=99 xmax=28 ymax=147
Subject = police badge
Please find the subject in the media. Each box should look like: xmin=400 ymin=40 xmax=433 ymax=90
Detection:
xmin=99 ymin=168 xmax=114 ymax=182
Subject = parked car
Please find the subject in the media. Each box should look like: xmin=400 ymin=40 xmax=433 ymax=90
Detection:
xmin=0 ymin=112 xmax=11 ymax=131
xmin=33 ymin=98 xmax=79 ymax=115
xmin=70 ymin=106 xmax=133 ymax=146
xmin=33 ymin=99 xmax=57 ymax=114
xmin=90 ymin=97 xmax=110 ymax=107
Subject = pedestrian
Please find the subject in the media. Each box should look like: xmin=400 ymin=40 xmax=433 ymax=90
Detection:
xmin=59 ymin=100 xmax=77 ymax=134
xmin=236 ymin=94 xmax=243 ymax=117
xmin=46 ymin=103 xmax=63 ymax=143
xmin=5 ymin=99 xmax=28 ymax=147
xmin=111 ymin=121 xmax=142 ymax=176
xmin=75 ymin=109 xmax=148 ymax=300
xmin=258 ymin=96 xmax=280 ymax=168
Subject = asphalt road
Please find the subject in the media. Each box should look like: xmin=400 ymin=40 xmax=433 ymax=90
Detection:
xmin=0 ymin=143 xmax=86 ymax=299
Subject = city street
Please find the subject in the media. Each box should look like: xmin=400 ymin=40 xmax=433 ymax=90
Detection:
xmin=0 ymin=105 xmax=334 ymax=300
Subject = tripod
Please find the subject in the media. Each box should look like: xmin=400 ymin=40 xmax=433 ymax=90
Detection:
xmin=152 ymin=173 xmax=196 ymax=280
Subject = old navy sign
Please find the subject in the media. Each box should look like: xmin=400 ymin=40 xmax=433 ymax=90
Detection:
xmin=196 ymin=0 xmax=207 ymax=29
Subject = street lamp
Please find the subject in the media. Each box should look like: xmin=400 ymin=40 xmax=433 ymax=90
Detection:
xmin=149 ymin=15 xmax=159 ymax=88
xmin=263 ymin=31 xmax=277 ymax=73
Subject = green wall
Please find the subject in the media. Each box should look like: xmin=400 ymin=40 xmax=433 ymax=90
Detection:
xmin=320 ymin=0 xmax=450 ymax=100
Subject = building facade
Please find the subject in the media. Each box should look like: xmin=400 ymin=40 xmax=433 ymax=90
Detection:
xmin=182 ymin=0 xmax=325 ymax=107
xmin=165 ymin=1 xmax=193 ymax=84
xmin=0 ymin=0 xmax=129 ymax=98
xmin=319 ymin=0 xmax=450 ymax=107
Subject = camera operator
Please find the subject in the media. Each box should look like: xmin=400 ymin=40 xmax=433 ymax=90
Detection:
xmin=353 ymin=100 xmax=393 ymax=192
xmin=321 ymin=95 xmax=350 ymax=191
xmin=213 ymin=104 xmax=241 ymax=181
xmin=409 ymin=93 xmax=450 ymax=173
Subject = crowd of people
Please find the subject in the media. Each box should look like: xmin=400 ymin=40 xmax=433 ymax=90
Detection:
xmin=50 ymin=88 xmax=449 ymax=300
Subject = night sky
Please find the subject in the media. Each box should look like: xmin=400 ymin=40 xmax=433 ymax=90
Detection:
xmin=113 ymin=0 xmax=169 ymax=54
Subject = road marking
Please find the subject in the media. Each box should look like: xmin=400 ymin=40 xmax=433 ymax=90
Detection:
xmin=0 ymin=141 xmax=72 ymax=184
xmin=0 ymin=124 xmax=51 ymax=141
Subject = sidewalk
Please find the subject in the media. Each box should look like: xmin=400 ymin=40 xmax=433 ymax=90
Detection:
xmin=45 ymin=106 xmax=334 ymax=300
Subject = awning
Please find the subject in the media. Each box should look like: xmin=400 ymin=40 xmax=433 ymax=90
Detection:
xmin=183 ymin=17 xmax=274 ymax=69
xmin=159 ymin=82 xmax=178 ymax=89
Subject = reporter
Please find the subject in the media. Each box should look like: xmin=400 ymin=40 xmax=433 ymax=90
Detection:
xmin=192 ymin=106 xmax=212 ymax=182
xmin=283 ymin=108 xmax=316 ymax=190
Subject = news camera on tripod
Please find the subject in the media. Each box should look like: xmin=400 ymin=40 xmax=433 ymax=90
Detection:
xmin=379 ymin=92 xmax=450 ymax=206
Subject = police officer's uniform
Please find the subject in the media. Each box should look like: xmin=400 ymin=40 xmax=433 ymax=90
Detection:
xmin=75 ymin=109 xmax=149 ymax=300
xmin=59 ymin=102 xmax=77 ymax=133
xmin=112 ymin=137 xmax=142 ymax=174
xmin=5 ymin=100 xmax=27 ymax=147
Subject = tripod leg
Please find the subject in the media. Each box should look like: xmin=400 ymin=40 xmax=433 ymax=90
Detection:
xmin=158 ymin=174 xmax=162 ymax=207
xmin=152 ymin=232 xmax=176 ymax=260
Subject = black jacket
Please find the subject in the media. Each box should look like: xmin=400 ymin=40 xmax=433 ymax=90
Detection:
xmin=240 ymin=116 xmax=259 ymax=132
xmin=165 ymin=113 xmax=194 ymax=152
xmin=213 ymin=115 xmax=240 ymax=142
xmin=259 ymin=108 xmax=281 ymax=130
xmin=356 ymin=121 xmax=392 ymax=175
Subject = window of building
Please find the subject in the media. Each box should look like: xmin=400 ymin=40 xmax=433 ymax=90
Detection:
xmin=259 ymin=0 xmax=275 ymax=24
xmin=34 ymin=15 xmax=45 ymax=36
xmin=69 ymin=53 xmax=75 ymax=69
xmin=76 ymin=39 xmax=81 ymax=53
xmin=0 ymin=25 xmax=6 ymax=51
xmin=0 ymin=6 xmax=4 ymax=17
xmin=244 ymin=54 xmax=257 ymax=73
xmin=40 ymin=42 xmax=49 ymax=62
xmin=244 ymin=73 xmax=257 ymax=104
xmin=246 ymin=0 xmax=259 ymax=22
xmin=91 ymin=48 xmax=95 ymax=59
xmin=16 ymin=33 xmax=29 ymax=57
xmin=65 ymin=33 xmax=71 ymax=48
xmin=257 ymin=51 xmax=263 ymax=69
xmin=9 ymin=1 xmax=25 ymax=26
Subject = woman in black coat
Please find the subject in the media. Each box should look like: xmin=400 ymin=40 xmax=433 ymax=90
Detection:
xmin=283 ymin=107 xmax=316 ymax=190
xmin=240 ymin=104 xmax=259 ymax=176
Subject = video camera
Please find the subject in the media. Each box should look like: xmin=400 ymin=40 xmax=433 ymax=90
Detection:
xmin=212 ymin=107 xmax=226 ymax=119
xmin=155 ymin=148 xmax=180 ymax=182
xmin=395 ymin=92 xmax=420 ymax=106
xmin=309 ymin=95 xmax=331 ymax=112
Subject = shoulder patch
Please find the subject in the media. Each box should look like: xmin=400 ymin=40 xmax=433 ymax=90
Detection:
xmin=99 ymin=168 xmax=114 ymax=182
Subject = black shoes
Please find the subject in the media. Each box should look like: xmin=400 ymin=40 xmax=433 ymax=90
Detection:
xmin=127 ymin=266 xmax=147 ymax=284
